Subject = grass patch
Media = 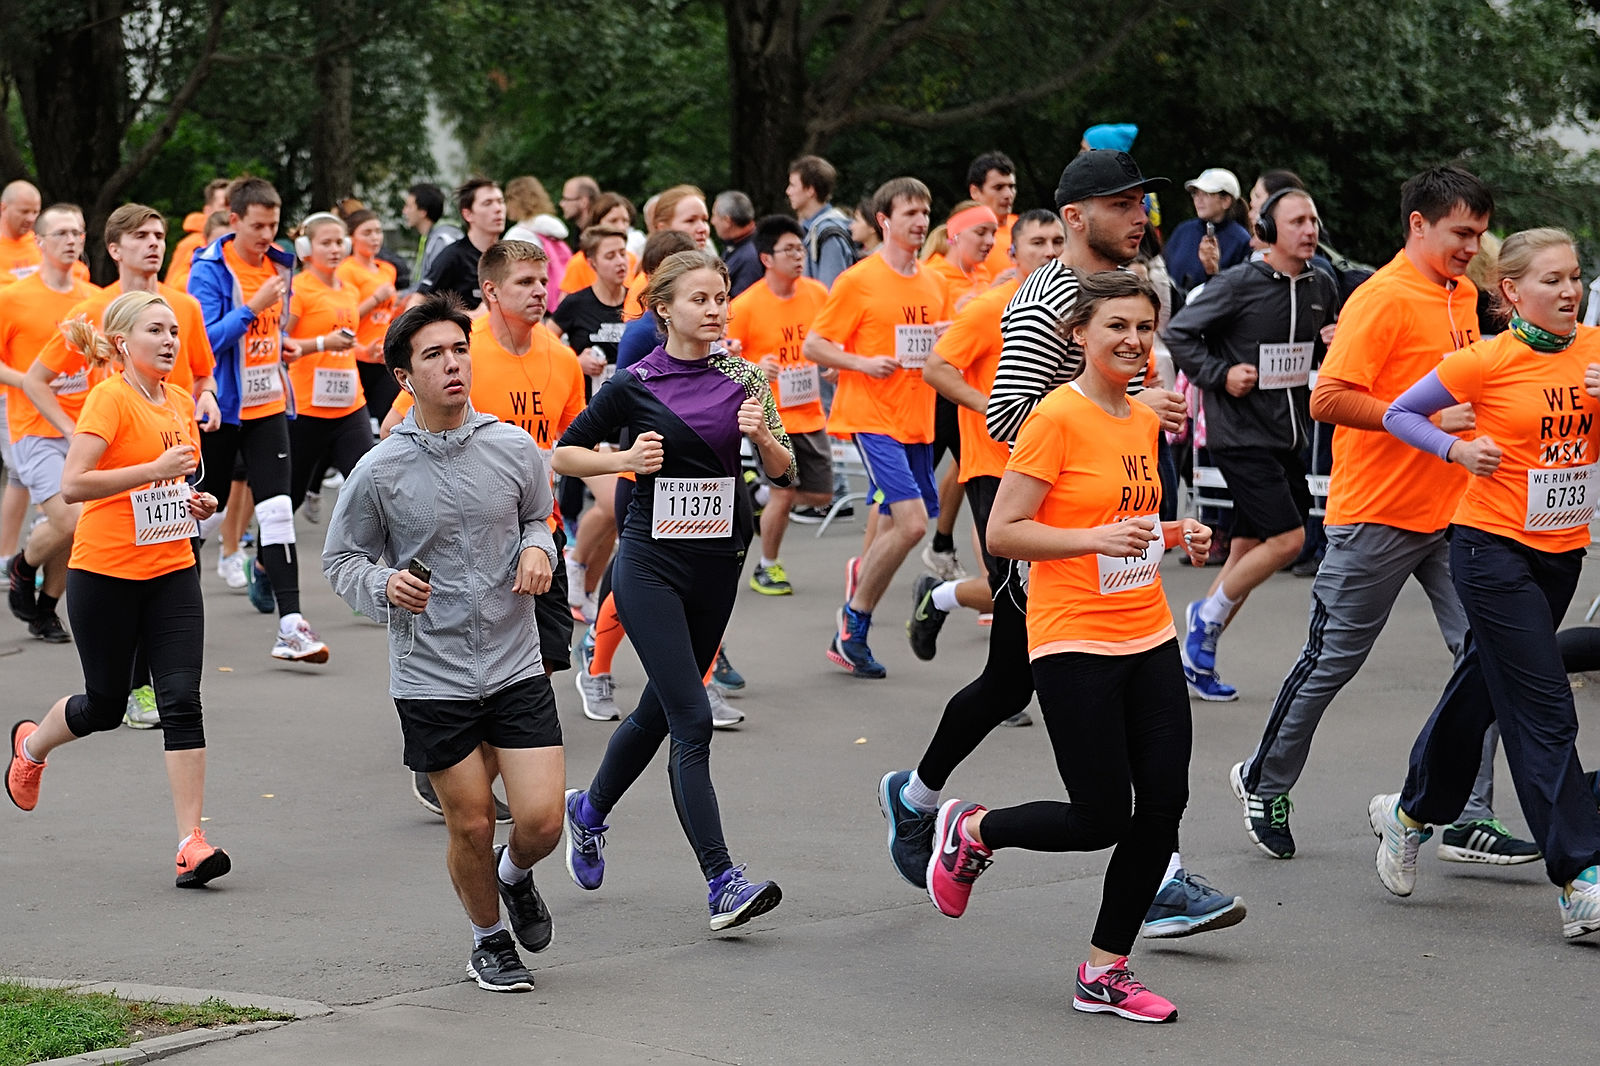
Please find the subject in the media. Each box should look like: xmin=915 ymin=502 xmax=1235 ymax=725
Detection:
xmin=0 ymin=980 xmax=290 ymax=1066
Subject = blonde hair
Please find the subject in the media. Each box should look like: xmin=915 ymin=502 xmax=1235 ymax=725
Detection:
xmin=920 ymin=226 xmax=949 ymax=261
xmin=643 ymin=250 xmax=728 ymax=322
xmin=1492 ymin=227 xmax=1575 ymax=320
xmin=64 ymin=290 xmax=171 ymax=371
xmin=649 ymin=185 xmax=706 ymax=232
xmin=504 ymin=176 xmax=557 ymax=222
xmin=1463 ymin=230 xmax=1501 ymax=292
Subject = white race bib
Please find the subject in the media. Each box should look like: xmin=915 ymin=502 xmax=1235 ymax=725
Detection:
xmin=1525 ymin=463 xmax=1599 ymax=532
xmin=1096 ymin=515 xmax=1164 ymax=595
xmin=131 ymin=482 xmax=198 ymax=545
xmin=894 ymin=324 xmax=937 ymax=370
xmin=51 ymin=368 xmax=89 ymax=396
xmin=778 ymin=363 xmax=820 ymax=407
xmin=242 ymin=361 xmax=283 ymax=405
xmin=1257 ymin=342 xmax=1313 ymax=390
xmin=652 ymin=477 xmax=734 ymax=539
xmin=312 ymin=366 xmax=358 ymax=408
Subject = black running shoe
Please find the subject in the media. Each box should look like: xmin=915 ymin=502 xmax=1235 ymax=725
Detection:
xmin=907 ymin=574 xmax=947 ymax=661
xmin=28 ymin=611 xmax=70 ymax=644
xmin=1230 ymin=762 xmax=1295 ymax=859
xmin=411 ymin=772 xmax=444 ymax=817
xmin=494 ymin=844 xmax=553 ymax=952
xmin=467 ymin=930 xmax=535 ymax=992
xmin=878 ymin=770 xmax=936 ymax=889
xmin=8 ymin=555 xmax=36 ymax=623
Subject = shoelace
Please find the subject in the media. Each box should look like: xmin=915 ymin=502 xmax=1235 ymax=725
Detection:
xmin=482 ymin=936 xmax=523 ymax=971
xmin=901 ymin=812 xmax=936 ymax=849
xmin=132 ymin=688 xmax=157 ymax=714
xmin=593 ymin=674 xmax=615 ymax=700
xmin=765 ymin=563 xmax=788 ymax=582
xmin=1267 ymin=794 xmax=1293 ymax=829
xmin=953 ymin=840 xmax=992 ymax=884
xmin=1101 ymin=966 xmax=1148 ymax=994
xmin=1474 ymin=818 xmax=1515 ymax=838
xmin=1198 ymin=619 xmax=1223 ymax=655
xmin=12 ymin=755 xmax=44 ymax=784
xmin=1180 ymin=872 xmax=1221 ymax=900
xmin=573 ymin=816 xmax=608 ymax=858
xmin=713 ymin=864 xmax=753 ymax=906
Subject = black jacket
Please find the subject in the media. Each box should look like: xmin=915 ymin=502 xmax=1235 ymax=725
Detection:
xmin=1165 ymin=258 xmax=1337 ymax=451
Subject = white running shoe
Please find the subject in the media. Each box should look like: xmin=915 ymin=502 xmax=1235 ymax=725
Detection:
xmin=707 ymin=682 xmax=743 ymax=729
xmin=1369 ymin=793 xmax=1428 ymax=897
xmin=920 ymin=543 xmax=968 ymax=582
xmin=272 ymin=619 xmax=330 ymax=663
xmin=320 ymin=470 xmax=345 ymax=490
xmin=1560 ymin=866 xmax=1600 ymax=939
xmin=566 ymin=559 xmax=588 ymax=610
xmin=575 ymin=669 xmax=620 ymax=721
xmin=217 ymin=550 xmax=248 ymax=591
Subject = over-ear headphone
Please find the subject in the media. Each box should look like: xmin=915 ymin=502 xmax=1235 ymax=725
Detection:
xmin=1255 ymin=188 xmax=1318 ymax=245
xmin=294 ymin=212 xmax=352 ymax=260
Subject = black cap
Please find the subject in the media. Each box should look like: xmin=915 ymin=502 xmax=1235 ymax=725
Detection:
xmin=1054 ymin=150 xmax=1169 ymax=209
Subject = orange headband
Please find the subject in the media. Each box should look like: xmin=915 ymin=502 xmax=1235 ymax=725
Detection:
xmin=947 ymin=204 xmax=998 ymax=237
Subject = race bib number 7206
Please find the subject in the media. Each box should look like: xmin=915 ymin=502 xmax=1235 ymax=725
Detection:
xmin=651 ymin=477 xmax=734 ymax=539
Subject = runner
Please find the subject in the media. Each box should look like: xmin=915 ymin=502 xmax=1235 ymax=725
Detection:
xmin=186 ymin=176 xmax=328 ymax=663
xmin=1165 ymin=187 xmax=1338 ymax=700
xmin=400 ymin=183 xmax=462 ymax=299
xmin=966 ymin=151 xmax=1019 ymax=279
xmin=413 ymin=178 xmax=506 ymax=311
xmin=1370 ymin=227 xmax=1600 ymax=939
xmin=1232 ymin=166 xmax=1533 ymax=863
xmin=805 ymin=177 xmax=952 ymax=680
xmin=557 ymin=193 xmax=640 ymax=295
xmin=2 ymin=202 xmax=99 ymax=642
xmin=6 ymin=290 xmax=229 ymax=890
xmin=726 ymin=215 xmax=832 ymax=595
xmin=324 ymin=295 xmax=566 ymax=991
xmin=923 ymin=271 xmax=1212 ymax=1023
xmin=0 ymin=181 xmax=45 ymax=573
xmin=554 ymin=249 xmax=794 ymax=930
xmin=621 ymin=187 xmax=712 ymax=319
xmin=335 ymin=208 xmax=401 ymax=425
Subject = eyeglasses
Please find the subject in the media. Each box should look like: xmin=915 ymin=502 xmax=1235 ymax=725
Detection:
xmin=43 ymin=229 xmax=84 ymax=240
xmin=774 ymin=244 xmax=805 ymax=257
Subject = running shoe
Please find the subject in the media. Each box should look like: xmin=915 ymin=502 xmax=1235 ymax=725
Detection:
xmin=1000 ymin=711 xmax=1032 ymax=727
xmin=6 ymin=720 xmax=44 ymax=811
xmin=571 ymin=592 xmax=598 ymax=625
xmin=1230 ymin=761 xmax=1294 ymax=859
xmin=29 ymin=611 xmax=70 ymax=644
xmin=1183 ymin=666 xmax=1238 ymax=702
xmin=302 ymin=492 xmax=322 ymax=523
xmin=1369 ymin=792 xmax=1431 ymax=897
xmin=467 ymin=930 xmax=535 ymax=992
xmin=707 ymin=682 xmax=744 ymax=729
xmin=749 ymin=561 xmax=793 ymax=596
xmin=578 ymin=624 xmax=596 ymax=673
xmin=271 ymin=619 xmax=330 ymax=663
xmin=174 ymin=827 xmax=231 ymax=888
xmin=493 ymin=843 xmax=553 ymax=953
xmin=7 ymin=554 xmax=36 ymax=622
xmin=565 ymin=559 xmax=587 ymax=611
xmin=920 ymin=543 xmax=968 ymax=582
xmin=844 ymin=555 xmax=860 ymax=602
xmin=713 ymin=647 xmax=746 ymax=691
xmin=411 ymin=771 xmax=444 ymax=817
xmin=827 ymin=604 xmax=886 ymax=679
xmin=708 ymin=864 xmax=782 ymax=931
xmin=1560 ymin=866 xmax=1600 ymax=939
xmin=927 ymin=799 xmax=991 ymax=918
xmin=1141 ymin=869 xmax=1247 ymax=938
xmin=563 ymin=788 xmax=607 ymax=890
xmin=1180 ymin=600 xmax=1223 ymax=677
xmin=907 ymin=573 xmax=947 ymax=661
xmin=878 ymin=769 xmax=936 ymax=889
xmin=123 ymin=686 xmax=160 ymax=730
xmin=493 ymin=793 xmax=513 ymax=825
xmin=1437 ymin=818 xmax=1541 ymax=865
xmin=1072 ymin=958 xmax=1177 ymax=1023
xmin=574 ymin=669 xmax=620 ymax=722
xmin=216 ymin=550 xmax=248 ymax=591
xmin=790 ymin=506 xmax=827 ymax=524
xmin=246 ymin=557 xmax=276 ymax=614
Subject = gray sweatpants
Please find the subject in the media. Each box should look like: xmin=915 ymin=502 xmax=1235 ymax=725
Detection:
xmin=1243 ymin=522 xmax=1498 ymax=821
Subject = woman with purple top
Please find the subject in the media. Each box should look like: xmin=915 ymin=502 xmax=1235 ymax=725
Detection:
xmin=551 ymin=250 xmax=797 ymax=930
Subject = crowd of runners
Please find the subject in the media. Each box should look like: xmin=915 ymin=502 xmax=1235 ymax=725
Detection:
xmin=6 ymin=130 xmax=1600 ymax=1023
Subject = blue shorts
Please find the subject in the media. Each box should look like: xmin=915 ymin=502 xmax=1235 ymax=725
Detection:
xmin=853 ymin=433 xmax=939 ymax=518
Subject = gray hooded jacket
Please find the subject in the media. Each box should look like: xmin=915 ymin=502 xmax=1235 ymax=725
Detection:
xmin=323 ymin=409 xmax=558 ymax=700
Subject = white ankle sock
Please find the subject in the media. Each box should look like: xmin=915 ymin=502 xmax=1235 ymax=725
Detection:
xmin=902 ymin=772 xmax=940 ymax=813
xmin=20 ymin=733 xmax=43 ymax=764
xmin=472 ymin=919 xmax=506 ymax=945
xmin=1163 ymin=852 xmax=1183 ymax=884
xmin=930 ymin=581 xmax=962 ymax=613
xmin=760 ymin=556 xmax=778 ymax=568
xmin=1198 ymin=588 xmax=1236 ymax=625
xmin=278 ymin=612 xmax=303 ymax=636
xmin=498 ymin=847 xmax=531 ymax=885
xmin=1083 ymin=960 xmax=1115 ymax=982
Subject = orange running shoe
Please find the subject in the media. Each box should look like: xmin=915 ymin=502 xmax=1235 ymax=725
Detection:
xmin=6 ymin=720 xmax=44 ymax=811
xmin=175 ymin=827 xmax=232 ymax=888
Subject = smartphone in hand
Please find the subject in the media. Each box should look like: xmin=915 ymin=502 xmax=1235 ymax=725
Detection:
xmin=407 ymin=558 xmax=432 ymax=584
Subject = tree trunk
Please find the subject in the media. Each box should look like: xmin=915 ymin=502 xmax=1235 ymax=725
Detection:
xmin=724 ymin=0 xmax=808 ymax=216
xmin=309 ymin=5 xmax=356 ymax=212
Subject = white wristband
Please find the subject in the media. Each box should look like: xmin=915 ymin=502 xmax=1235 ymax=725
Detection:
xmin=317 ymin=335 xmax=325 ymax=352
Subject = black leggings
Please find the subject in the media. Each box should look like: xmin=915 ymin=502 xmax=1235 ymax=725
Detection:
xmin=198 ymin=413 xmax=300 ymax=617
xmin=358 ymin=361 xmax=399 ymax=424
xmin=585 ymin=540 xmax=740 ymax=880
xmin=289 ymin=410 xmax=373 ymax=511
xmin=979 ymin=642 xmax=1192 ymax=956
xmin=64 ymin=567 xmax=205 ymax=751
xmin=916 ymin=477 xmax=1035 ymax=788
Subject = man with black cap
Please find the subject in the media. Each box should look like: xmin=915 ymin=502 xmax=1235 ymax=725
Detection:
xmin=878 ymin=150 xmax=1248 ymax=942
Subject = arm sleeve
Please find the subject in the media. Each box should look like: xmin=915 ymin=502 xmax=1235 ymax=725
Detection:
xmin=190 ymin=262 xmax=256 ymax=356
xmin=1164 ymin=276 xmax=1235 ymax=393
xmin=557 ymin=372 xmax=630 ymax=449
xmin=1383 ymin=371 xmax=1462 ymax=461
xmin=1309 ymin=375 xmax=1390 ymax=430
xmin=321 ymin=459 xmax=400 ymax=621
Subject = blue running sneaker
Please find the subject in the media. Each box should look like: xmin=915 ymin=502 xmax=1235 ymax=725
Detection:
xmin=1181 ymin=600 xmax=1223 ymax=677
xmin=878 ymin=770 xmax=937 ymax=889
xmin=562 ymin=788 xmax=607 ymax=890
xmin=1141 ymin=868 xmax=1248 ymax=938
xmin=827 ymin=604 xmax=886 ymax=679
xmin=708 ymin=864 xmax=782 ymax=930
xmin=714 ymin=646 xmax=746 ymax=691
xmin=579 ymin=625 xmax=596 ymax=673
xmin=1183 ymin=665 xmax=1239 ymax=702
xmin=246 ymin=556 xmax=276 ymax=615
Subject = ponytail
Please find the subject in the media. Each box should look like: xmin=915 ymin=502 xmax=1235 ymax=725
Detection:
xmin=62 ymin=315 xmax=118 ymax=371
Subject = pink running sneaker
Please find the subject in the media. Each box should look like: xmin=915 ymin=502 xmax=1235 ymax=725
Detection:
xmin=1072 ymin=958 xmax=1177 ymax=1023
xmin=926 ymin=799 xmax=991 ymax=917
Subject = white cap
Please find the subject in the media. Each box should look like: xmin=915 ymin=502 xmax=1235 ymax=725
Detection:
xmin=1184 ymin=168 xmax=1242 ymax=199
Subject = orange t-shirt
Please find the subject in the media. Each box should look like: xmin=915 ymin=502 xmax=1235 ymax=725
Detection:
xmin=813 ymin=254 xmax=951 ymax=443
xmin=31 ymin=282 xmax=214 ymax=431
xmin=1433 ymin=328 xmax=1600 ymax=552
xmin=932 ymin=277 xmax=1018 ymax=481
xmin=923 ymin=252 xmax=992 ymax=310
xmin=982 ymin=214 xmax=1016 ymax=279
xmin=69 ymin=376 xmax=202 ymax=580
xmin=560 ymin=249 xmax=640 ymax=294
xmin=1008 ymin=385 xmax=1173 ymax=654
xmin=0 ymin=272 xmax=101 ymax=440
xmin=726 ymin=276 xmax=829 ymax=435
xmin=335 ymin=256 xmax=399 ymax=361
xmin=1318 ymin=251 xmax=1477 ymax=531
xmin=622 ymin=270 xmax=649 ymax=321
xmin=225 ymin=241 xmax=289 ymax=420
xmin=287 ymin=271 xmax=365 ymax=419
xmin=165 ymin=216 xmax=206 ymax=292
xmin=0 ymin=233 xmax=91 ymax=287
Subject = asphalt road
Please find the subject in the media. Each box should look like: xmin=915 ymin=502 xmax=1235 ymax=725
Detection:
xmin=5 ymin=500 xmax=1599 ymax=1064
